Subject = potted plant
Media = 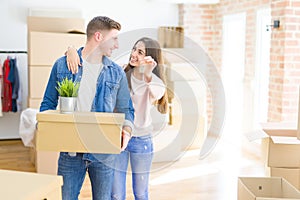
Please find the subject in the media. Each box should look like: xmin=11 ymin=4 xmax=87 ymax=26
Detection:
xmin=56 ymin=77 xmax=80 ymax=114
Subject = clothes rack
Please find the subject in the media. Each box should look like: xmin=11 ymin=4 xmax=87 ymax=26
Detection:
xmin=0 ymin=51 xmax=27 ymax=54
xmin=0 ymin=50 xmax=28 ymax=139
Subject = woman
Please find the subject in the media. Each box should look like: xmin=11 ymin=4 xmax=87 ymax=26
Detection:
xmin=66 ymin=37 xmax=168 ymax=200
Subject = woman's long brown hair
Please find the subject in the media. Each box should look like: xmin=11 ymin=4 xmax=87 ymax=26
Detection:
xmin=124 ymin=37 xmax=168 ymax=114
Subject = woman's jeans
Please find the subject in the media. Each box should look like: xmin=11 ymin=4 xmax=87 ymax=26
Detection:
xmin=111 ymin=135 xmax=153 ymax=200
xmin=58 ymin=152 xmax=116 ymax=200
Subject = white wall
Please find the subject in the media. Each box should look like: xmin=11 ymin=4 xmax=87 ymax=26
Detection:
xmin=0 ymin=0 xmax=179 ymax=50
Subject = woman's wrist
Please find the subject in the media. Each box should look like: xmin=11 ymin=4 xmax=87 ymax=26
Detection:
xmin=123 ymin=129 xmax=132 ymax=137
xmin=123 ymin=126 xmax=132 ymax=137
xmin=144 ymin=73 xmax=152 ymax=83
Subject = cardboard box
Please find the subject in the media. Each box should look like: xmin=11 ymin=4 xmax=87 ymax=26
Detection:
xmin=36 ymin=151 xmax=59 ymax=175
xmin=29 ymin=66 xmax=52 ymax=98
xmin=165 ymin=63 xmax=202 ymax=81
xmin=29 ymin=146 xmax=36 ymax=165
xmin=28 ymin=98 xmax=43 ymax=109
xmin=163 ymin=49 xmax=204 ymax=81
xmin=246 ymin=122 xmax=298 ymax=168
xmin=238 ymin=177 xmax=300 ymax=200
xmin=268 ymin=135 xmax=300 ymax=168
xmin=171 ymin=114 xmax=206 ymax=150
xmin=168 ymin=88 xmax=206 ymax=116
xmin=167 ymin=80 xmax=205 ymax=100
xmin=30 ymin=136 xmax=59 ymax=175
xmin=0 ymin=169 xmax=63 ymax=200
xmin=261 ymin=122 xmax=297 ymax=136
xmin=271 ymin=167 xmax=300 ymax=190
xmin=28 ymin=31 xmax=86 ymax=66
xmin=297 ymin=87 xmax=300 ymax=140
xmin=158 ymin=26 xmax=184 ymax=48
xmin=28 ymin=16 xmax=85 ymax=33
xmin=36 ymin=110 xmax=124 ymax=154
xmin=152 ymin=126 xmax=182 ymax=163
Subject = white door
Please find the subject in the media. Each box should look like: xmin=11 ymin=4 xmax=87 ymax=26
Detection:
xmin=222 ymin=13 xmax=246 ymax=142
xmin=253 ymin=8 xmax=271 ymax=128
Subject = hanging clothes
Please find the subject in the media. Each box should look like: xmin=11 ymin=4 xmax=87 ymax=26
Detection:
xmin=2 ymin=58 xmax=12 ymax=112
xmin=8 ymin=58 xmax=19 ymax=112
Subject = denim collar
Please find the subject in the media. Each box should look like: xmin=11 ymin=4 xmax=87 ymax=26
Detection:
xmin=77 ymin=47 xmax=113 ymax=67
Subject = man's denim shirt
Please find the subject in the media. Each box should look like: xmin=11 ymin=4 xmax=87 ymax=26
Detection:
xmin=40 ymin=48 xmax=134 ymax=159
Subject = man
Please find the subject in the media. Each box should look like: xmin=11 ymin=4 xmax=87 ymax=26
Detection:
xmin=40 ymin=16 xmax=134 ymax=200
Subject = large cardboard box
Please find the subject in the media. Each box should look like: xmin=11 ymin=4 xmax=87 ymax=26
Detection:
xmin=29 ymin=66 xmax=52 ymax=98
xmin=267 ymin=135 xmax=300 ymax=168
xmin=163 ymin=50 xmax=202 ymax=81
xmin=28 ymin=98 xmax=43 ymax=109
xmin=271 ymin=167 xmax=300 ymax=190
xmin=158 ymin=26 xmax=184 ymax=48
xmin=28 ymin=31 xmax=86 ymax=66
xmin=238 ymin=177 xmax=300 ymax=200
xmin=152 ymin=126 xmax=182 ymax=163
xmin=165 ymin=63 xmax=202 ymax=81
xmin=28 ymin=16 xmax=85 ymax=33
xmin=172 ymin=114 xmax=206 ymax=150
xmin=0 ymin=169 xmax=63 ymax=200
xmin=29 ymin=133 xmax=59 ymax=175
xmin=246 ymin=122 xmax=298 ymax=168
xmin=35 ymin=151 xmax=59 ymax=175
xmin=36 ymin=110 xmax=124 ymax=154
xmin=169 ymin=93 xmax=205 ymax=116
xmin=167 ymin=80 xmax=206 ymax=115
xmin=297 ymin=87 xmax=300 ymax=140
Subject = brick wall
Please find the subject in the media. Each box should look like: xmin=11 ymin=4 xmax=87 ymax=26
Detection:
xmin=178 ymin=4 xmax=219 ymax=125
xmin=269 ymin=0 xmax=300 ymax=121
xmin=179 ymin=0 xmax=300 ymax=125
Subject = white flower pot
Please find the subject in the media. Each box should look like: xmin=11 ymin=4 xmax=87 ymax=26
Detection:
xmin=59 ymin=97 xmax=77 ymax=114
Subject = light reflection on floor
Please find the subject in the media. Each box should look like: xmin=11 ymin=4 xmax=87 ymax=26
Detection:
xmin=147 ymin=135 xmax=265 ymax=200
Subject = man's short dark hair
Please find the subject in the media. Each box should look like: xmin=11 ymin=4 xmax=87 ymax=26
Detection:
xmin=86 ymin=16 xmax=121 ymax=39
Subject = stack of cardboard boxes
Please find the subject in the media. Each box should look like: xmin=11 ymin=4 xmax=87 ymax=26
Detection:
xmin=265 ymin=124 xmax=300 ymax=190
xmin=164 ymin=50 xmax=207 ymax=151
xmin=27 ymin=16 xmax=86 ymax=174
xmin=238 ymin=89 xmax=300 ymax=199
xmin=239 ymin=123 xmax=300 ymax=199
xmin=27 ymin=16 xmax=86 ymax=109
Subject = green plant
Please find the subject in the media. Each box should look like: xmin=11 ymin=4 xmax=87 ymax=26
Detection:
xmin=56 ymin=77 xmax=80 ymax=97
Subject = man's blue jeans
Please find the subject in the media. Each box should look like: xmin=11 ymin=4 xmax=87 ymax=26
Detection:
xmin=111 ymin=135 xmax=153 ymax=200
xmin=58 ymin=152 xmax=116 ymax=200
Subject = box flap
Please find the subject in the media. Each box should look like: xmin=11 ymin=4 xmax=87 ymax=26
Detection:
xmin=261 ymin=122 xmax=297 ymax=137
xmin=245 ymin=122 xmax=297 ymax=142
xmin=37 ymin=110 xmax=124 ymax=125
xmin=244 ymin=130 xmax=269 ymax=141
xmin=281 ymin=178 xmax=300 ymax=198
xmin=270 ymin=136 xmax=300 ymax=145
